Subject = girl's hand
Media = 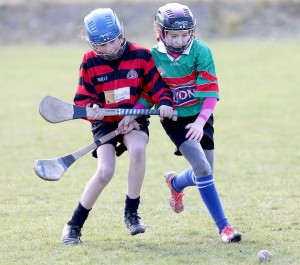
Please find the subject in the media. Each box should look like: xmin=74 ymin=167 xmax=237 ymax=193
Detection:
xmin=158 ymin=105 xmax=174 ymax=120
xmin=118 ymin=116 xmax=138 ymax=134
xmin=185 ymin=117 xmax=206 ymax=142
xmin=90 ymin=104 xmax=105 ymax=120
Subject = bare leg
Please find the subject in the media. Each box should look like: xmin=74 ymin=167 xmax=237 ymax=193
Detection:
xmin=80 ymin=144 xmax=116 ymax=209
xmin=123 ymin=130 xmax=148 ymax=235
xmin=123 ymin=130 xmax=148 ymax=199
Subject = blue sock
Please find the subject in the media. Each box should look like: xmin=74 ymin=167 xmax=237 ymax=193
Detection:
xmin=172 ymin=168 xmax=196 ymax=192
xmin=195 ymin=174 xmax=230 ymax=233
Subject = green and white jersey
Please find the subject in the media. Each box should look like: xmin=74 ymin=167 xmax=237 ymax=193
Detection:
xmin=150 ymin=39 xmax=219 ymax=117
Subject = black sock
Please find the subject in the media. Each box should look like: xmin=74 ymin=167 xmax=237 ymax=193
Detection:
xmin=68 ymin=202 xmax=91 ymax=228
xmin=124 ymin=195 xmax=140 ymax=214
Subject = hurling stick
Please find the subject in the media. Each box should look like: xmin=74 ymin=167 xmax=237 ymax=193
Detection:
xmin=34 ymin=127 xmax=123 ymax=181
xmin=39 ymin=95 xmax=178 ymax=123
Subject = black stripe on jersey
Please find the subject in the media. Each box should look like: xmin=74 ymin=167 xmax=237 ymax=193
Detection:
xmin=123 ymin=43 xmax=152 ymax=62
xmin=79 ymin=76 xmax=97 ymax=95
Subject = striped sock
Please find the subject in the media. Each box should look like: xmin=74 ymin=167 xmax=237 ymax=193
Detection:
xmin=172 ymin=168 xmax=196 ymax=192
xmin=195 ymin=174 xmax=230 ymax=232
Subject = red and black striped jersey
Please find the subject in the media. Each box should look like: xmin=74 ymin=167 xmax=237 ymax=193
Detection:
xmin=74 ymin=41 xmax=173 ymax=123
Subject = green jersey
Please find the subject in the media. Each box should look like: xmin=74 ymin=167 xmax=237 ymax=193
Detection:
xmin=150 ymin=38 xmax=219 ymax=117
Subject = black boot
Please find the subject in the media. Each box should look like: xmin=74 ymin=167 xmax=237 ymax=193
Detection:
xmin=124 ymin=211 xmax=146 ymax=236
xmin=62 ymin=224 xmax=82 ymax=244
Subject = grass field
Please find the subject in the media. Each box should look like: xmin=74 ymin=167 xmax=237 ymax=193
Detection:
xmin=0 ymin=40 xmax=299 ymax=264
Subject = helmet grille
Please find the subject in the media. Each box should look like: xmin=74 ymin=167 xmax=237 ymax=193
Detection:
xmin=105 ymin=15 xmax=114 ymax=27
xmin=183 ymin=8 xmax=191 ymax=17
xmin=165 ymin=9 xmax=175 ymax=18
xmin=87 ymin=21 xmax=97 ymax=34
xmin=164 ymin=7 xmax=192 ymax=18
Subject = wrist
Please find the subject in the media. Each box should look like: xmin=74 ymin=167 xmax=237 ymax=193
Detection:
xmin=133 ymin=101 xmax=147 ymax=110
xmin=195 ymin=116 xmax=206 ymax=127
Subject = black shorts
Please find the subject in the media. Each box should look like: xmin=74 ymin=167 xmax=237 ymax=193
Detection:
xmin=161 ymin=114 xmax=214 ymax=156
xmin=91 ymin=116 xmax=150 ymax=157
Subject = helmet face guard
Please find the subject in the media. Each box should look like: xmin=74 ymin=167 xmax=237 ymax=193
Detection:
xmin=88 ymin=30 xmax=126 ymax=61
xmin=160 ymin=29 xmax=194 ymax=54
xmin=83 ymin=8 xmax=126 ymax=60
xmin=155 ymin=3 xmax=196 ymax=53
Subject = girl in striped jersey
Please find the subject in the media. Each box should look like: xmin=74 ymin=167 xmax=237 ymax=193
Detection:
xmin=149 ymin=3 xmax=242 ymax=243
xmin=62 ymin=8 xmax=174 ymax=244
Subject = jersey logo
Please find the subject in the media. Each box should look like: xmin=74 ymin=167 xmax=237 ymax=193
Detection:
xmin=157 ymin=66 xmax=166 ymax=77
xmin=170 ymin=61 xmax=181 ymax=67
xmin=173 ymin=85 xmax=198 ymax=106
xmin=97 ymin=76 xmax=108 ymax=83
xmin=174 ymin=21 xmax=189 ymax=27
xmin=104 ymin=87 xmax=130 ymax=104
xmin=127 ymin=69 xmax=138 ymax=79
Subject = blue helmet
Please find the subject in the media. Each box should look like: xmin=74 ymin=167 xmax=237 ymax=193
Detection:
xmin=155 ymin=3 xmax=195 ymax=53
xmin=84 ymin=8 xmax=126 ymax=60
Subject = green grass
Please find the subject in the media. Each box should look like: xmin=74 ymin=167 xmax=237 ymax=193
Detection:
xmin=0 ymin=40 xmax=299 ymax=264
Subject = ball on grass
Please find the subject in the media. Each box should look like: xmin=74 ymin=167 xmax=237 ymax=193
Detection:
xmin=257 ymin=249 xmax=272 ymax=263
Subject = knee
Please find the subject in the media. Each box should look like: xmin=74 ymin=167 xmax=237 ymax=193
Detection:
xmin=94 ymin=167 xmax=114 ymax=185
xmin=128 ymin=145 xmax=146 ymax=162
xmin=193 ymin=160 xmax=212 ymax=177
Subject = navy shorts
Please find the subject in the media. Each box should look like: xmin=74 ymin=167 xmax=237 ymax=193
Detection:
xmin=161 ymin=114 xmax=214 ymax=156
xmin=91 ymin=116 xmax=150 ymax=157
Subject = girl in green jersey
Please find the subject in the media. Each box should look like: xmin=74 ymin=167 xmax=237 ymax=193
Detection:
xmin=150 ymin=3 xmax=242 ymax=243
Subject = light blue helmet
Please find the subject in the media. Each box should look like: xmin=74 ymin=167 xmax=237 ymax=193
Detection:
xmin=84 ymin=8 xmax=126 ymax=60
